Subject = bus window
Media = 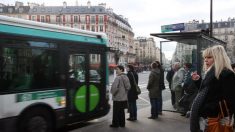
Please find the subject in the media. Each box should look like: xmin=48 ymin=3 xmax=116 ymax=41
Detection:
xmin=69 ymin=54 xmax=86 ymax=82
xmin=89 ymin=54 xmax=101 ymax=82
xmin=0 ymin=44 xmax=60 ymax=92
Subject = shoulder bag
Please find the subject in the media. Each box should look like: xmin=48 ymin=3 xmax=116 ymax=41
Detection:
xmin=206 ymin=100 xmax=234 ymax=132
xmin=131 ymin=72 xmax=141 ymax=95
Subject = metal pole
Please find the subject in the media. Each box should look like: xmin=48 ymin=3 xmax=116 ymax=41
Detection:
xmin=160 ymin=41 xmax=162 ymax=64
xmin=210 ymin=0 xmax=213 ymax=37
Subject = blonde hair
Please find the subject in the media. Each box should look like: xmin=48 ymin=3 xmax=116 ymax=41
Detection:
xmin=203 ymin=45 xmax=233 ymax=79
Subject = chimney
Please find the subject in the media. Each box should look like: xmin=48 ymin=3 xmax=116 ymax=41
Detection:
xmin=63 ymin=1 xmax=67 ymax=8
xmin=87 ymin=0 xmax=91 ymax=8
xmin=98 ymin=3 xmax=106 ymax=8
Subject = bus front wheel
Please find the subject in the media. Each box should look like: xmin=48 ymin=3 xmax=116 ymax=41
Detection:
xmin=19 ymin=107 xmax=54 ymax=132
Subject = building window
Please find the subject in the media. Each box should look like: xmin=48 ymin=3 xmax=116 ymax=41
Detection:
xmin=56 ymin=16 xmax=60 ymax=23
xmin=32 ymin=16 xmax=36 ymax=21
xmin=91 ymin=16 xmax=95 ymax=24
xmin=74 ymin=16 xmax=78 ymax=23
xmin=0 ymin=8 xmax=3 ymax=13
xmin=19 ymin=8 xmax=24 ymax=13
xmin=8 ymin=8 xmax=13 ymax=13
xmin=91 ymin=25 xmax=95 ymax=32
xmin=33 ymin=8 xmax=37 ymax=12
xmin=99 ymin=16 xmax=103 ymax=24
xmin=99 ymin=25 xmax=103 ymax=32
xmin=80 ymin=16 xmax=85 ymax=24
xmin=41 ymin=16 xmax=45 ymax=22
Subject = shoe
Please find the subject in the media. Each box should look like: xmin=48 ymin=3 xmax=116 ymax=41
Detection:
xmin=148 ymin=116 xmax=157 ymax=119
xmin=109 ymin=124 xmax=119 ymax=128
xmin=127 ymin=118 xmax=135 ymax=121
xmin=158 ymin=112 xmax=162 ymax=115
xmin=181 ymin=113 xmax=186 ymax=116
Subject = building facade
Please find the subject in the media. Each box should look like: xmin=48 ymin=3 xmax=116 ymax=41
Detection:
xmin=134 ymin=37 xmax=161 ymax=65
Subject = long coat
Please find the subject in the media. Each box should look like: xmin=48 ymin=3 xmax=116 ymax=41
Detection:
xmin=147 ymin=68 xmax=161 ymax=98
xmin=127 ymin=71 xmax=139 ymax=101
xmin=111 ymin=73 xmax=131 ymax=101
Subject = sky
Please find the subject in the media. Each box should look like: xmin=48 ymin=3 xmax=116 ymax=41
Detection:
xmin=2 ymin=0 xmax=235 ymax=59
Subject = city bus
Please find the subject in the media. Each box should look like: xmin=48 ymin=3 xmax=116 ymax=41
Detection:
xmin=0 ymin=15 xmax=110 ymax=132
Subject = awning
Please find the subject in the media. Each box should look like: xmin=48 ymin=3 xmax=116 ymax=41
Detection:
xmin=109 ymin=64 xmax=117 ymax=68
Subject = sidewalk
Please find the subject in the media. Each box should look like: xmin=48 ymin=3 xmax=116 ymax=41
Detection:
xmin=71 ymin=100 xmax=190 ymax=132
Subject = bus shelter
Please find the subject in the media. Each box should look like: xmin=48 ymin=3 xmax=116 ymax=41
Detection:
xmin=150 ymin=31 xmax=226 ymax=75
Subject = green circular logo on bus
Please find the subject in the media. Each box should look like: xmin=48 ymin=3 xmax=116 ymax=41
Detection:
xmin=74 ymin=85 xmax=100 ymax=112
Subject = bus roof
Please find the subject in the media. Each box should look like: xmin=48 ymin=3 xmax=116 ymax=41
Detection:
xmin=0 ymin=15 xmax=107 ymax=45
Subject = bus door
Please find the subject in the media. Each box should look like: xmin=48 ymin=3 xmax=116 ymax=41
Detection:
xmin=67 ymin=51 xmax=105 ymax=118
xmin=67 ymin=52 xmax=88 ymax=117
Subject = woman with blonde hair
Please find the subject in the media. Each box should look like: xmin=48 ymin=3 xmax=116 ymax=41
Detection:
xmin=190 ymin=45 xmax=235 ymax=132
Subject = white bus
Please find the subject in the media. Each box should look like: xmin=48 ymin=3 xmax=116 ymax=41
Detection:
xmin=0 ymin=15 xmax=110 ymax=132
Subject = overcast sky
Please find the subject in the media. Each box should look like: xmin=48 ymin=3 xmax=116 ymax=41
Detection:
xmin=2 ymin=0 xmax=235 ymax=59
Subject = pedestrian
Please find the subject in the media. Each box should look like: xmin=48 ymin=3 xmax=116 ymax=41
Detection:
xmin=110 ymin=65 xmax=131 ymax=128
xmin=179 ymin=63 xmax=197 ymax=117
xmin=155 ymin=61 xmax=165 ymax=115
xmin=166 ymin=64 xmax=175 ymax=106
xmin=171 ymin=62 xmax=185 ymax=112
xmin=126 ymin=64 xmax=139 ymax=121
xmin=190 ymin=45 xmax=235 ymax=132
xmin=147 ymin=62 xmax=161 ymax=119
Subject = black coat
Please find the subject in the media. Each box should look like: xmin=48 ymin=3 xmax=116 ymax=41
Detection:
xmin=127 ymin=71 xmax=139 ymax=101
xmin=197 ymin=67 xmax=235 ymax=118
xmin=166 ymin=69 xmax=174 ymax=89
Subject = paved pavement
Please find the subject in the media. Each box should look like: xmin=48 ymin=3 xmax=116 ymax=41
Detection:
xmin=70 ymin=100 xmax=190 ymax=132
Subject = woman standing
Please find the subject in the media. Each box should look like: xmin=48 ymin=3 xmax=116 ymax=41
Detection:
xmin=126 ymin=64 xmax=139 ymax=121
xmin=190 ymin=45 xmax=235 ymax=132
xmin=155 ymin=61 xmax=165 ymax=115
xmin=110 ymin=65 xmax=131 ymax=128
xmin=147 ymin=62 xmax=161 ymax=119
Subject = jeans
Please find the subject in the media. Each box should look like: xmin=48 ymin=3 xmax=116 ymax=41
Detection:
xmin=158 ymin=94 xmax=162 ymax=113
xmin=150 ymin=98 xmax=160 ymax=118
xmin=128 ymin=100 xmax=137 ymax=119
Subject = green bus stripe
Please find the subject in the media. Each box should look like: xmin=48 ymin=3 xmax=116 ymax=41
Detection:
xmin=16 ymin=89 xmax=65 ymax=102
xmin=0 ymin=24 xmax=107 ymax=45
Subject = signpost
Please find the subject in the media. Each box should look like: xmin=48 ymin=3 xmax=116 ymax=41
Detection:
xmin=161 ymin=23 xmax=185 ymax=33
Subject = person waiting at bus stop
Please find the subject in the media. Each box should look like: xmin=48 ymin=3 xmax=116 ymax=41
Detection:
xmin=171 ymin=62 xmax=185 ymax=112
xmin=190 ymin=45 xmax=235 ymax=132
xmin=126 ymin=64 xmax=139 ymax=121
xmin=147 ymin=62 xmax=161 ymax=119
xmin=110 ymin=65 xmax=131 ymax=128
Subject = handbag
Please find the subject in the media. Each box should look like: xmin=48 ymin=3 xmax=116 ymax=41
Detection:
xmin=206 ymin=100 xmax=234 ymax=132
xmin=131 ymin=72 xmax=141 ymax=95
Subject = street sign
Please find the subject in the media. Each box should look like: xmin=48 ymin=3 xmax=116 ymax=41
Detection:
xmin=161 ymin=23 xmax=185 ymax=33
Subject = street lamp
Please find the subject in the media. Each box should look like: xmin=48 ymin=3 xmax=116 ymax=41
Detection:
xmin=210 ymin=0 xmax=213 ymax=37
